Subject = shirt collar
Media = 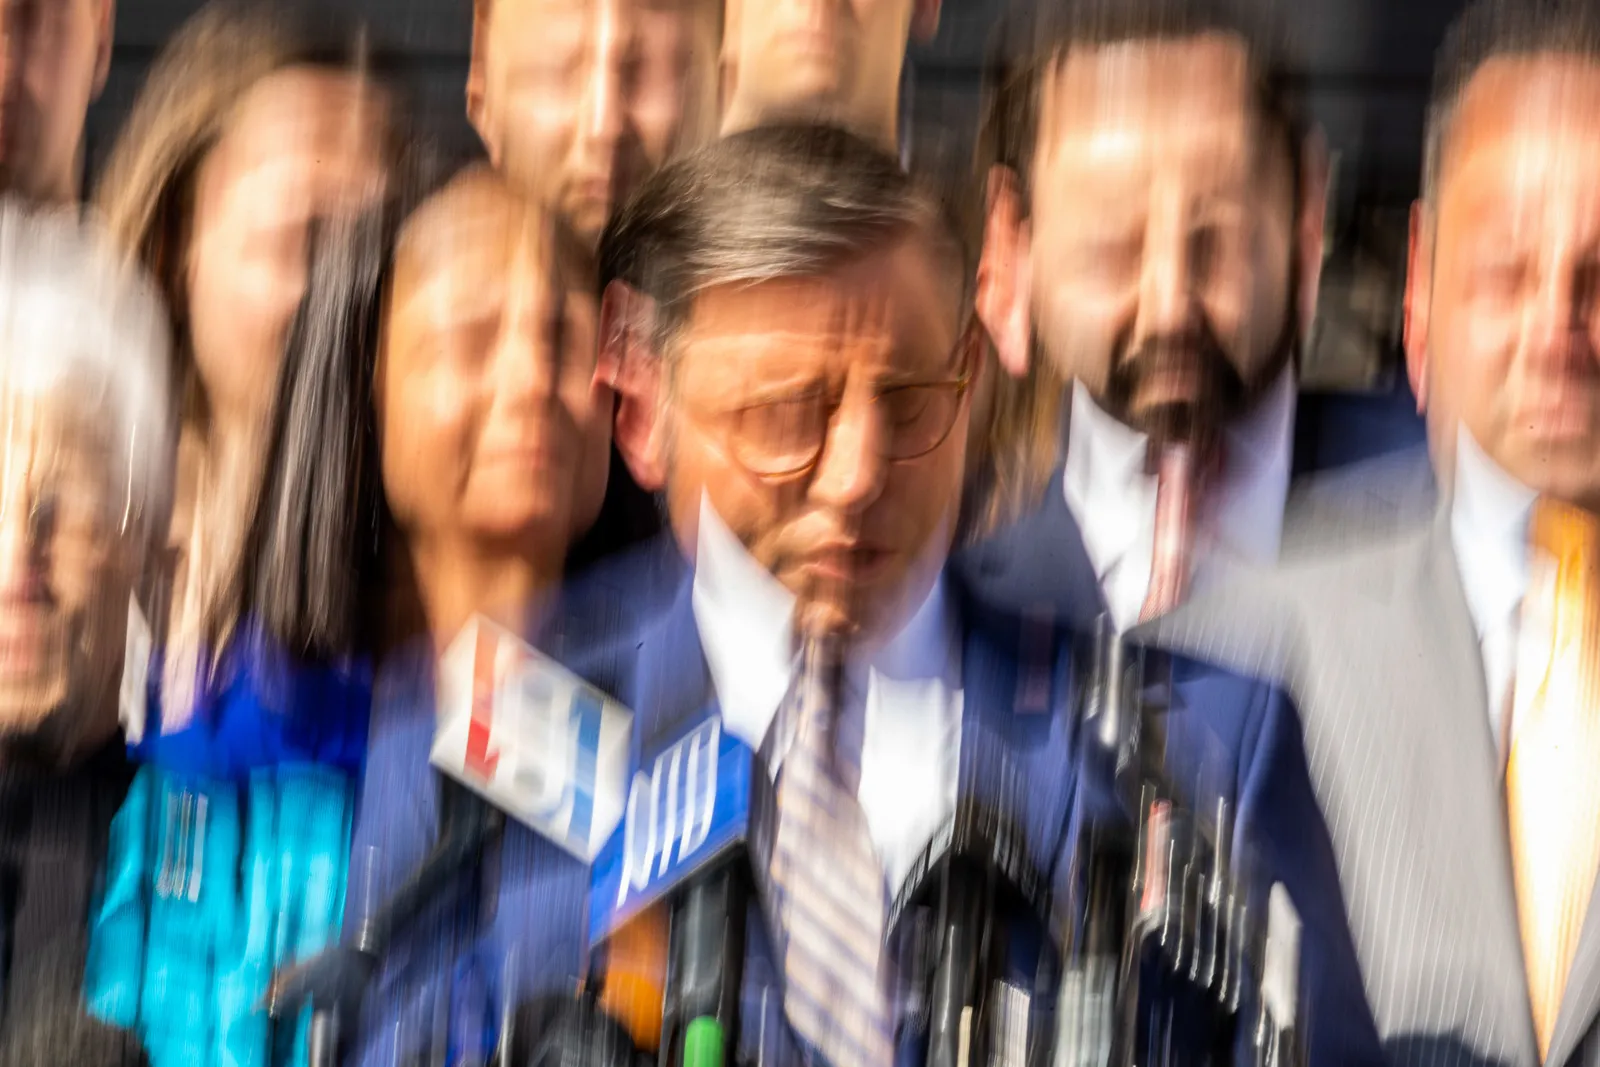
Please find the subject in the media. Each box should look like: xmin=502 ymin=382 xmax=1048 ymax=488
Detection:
xmin=690 ymin=493 xmax=956 ymax=753
xmin=691 ymin=495 xmax=796 ymax=751
xmin=1450 ymin=425 xmax=1536 ymax=642
xmin=1062 ymin=367 xmax=1298 ymax=577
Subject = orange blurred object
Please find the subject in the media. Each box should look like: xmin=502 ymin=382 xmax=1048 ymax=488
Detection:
xmin=596 ymin=902 xmax=669 ymax=1051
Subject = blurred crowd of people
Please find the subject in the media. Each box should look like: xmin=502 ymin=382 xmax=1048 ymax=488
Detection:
xmin=0 ymin=0 xmax=1597 ymax=1065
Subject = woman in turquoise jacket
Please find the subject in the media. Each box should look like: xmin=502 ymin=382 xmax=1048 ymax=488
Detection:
xmin=81 ymin=6 xmax=417 ymax=1065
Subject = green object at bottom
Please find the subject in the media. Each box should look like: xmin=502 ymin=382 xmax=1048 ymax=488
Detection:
xmin=683 ymin=1017 xmax=725 ymax=1067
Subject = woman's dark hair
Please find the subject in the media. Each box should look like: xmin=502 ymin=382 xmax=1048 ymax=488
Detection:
xmin=234 ymin=210 xmax=386 ymax=660
xmin=239 ymin=151 xmax=454 ymax=660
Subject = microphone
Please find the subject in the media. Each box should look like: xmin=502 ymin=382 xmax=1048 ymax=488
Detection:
xmin=508 ymin=992 xmax=650 ymax=1067
xmin=589 ymin=715 xmax=775 ymax=1067
xmin=1250 ymin=885 xmax=1304 ymax=1067
xmin=269 ymin=781 xmax=504 ymax=1065
xmin=596 ymin=903 xmax=669 ymax=1053
xmin=1057 ymin=616 xmax=1145 ymax=1067
xmin=272 ymin=617 xmax=634 ymax=1061
xmin=886 ymin=721 xmax=1052 ymax=1067
xmin=1058 ymin=617 xmax=1267 ymax=1067
xmin=429 ymin=616 xmax=634 ymax=864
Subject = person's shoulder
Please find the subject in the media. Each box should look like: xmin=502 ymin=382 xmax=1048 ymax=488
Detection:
xmin=1284 ymin=442 xmax=1438 ymax=556
xmin=1148 ymin=509 xmax=1435 ymax=665
xmin=950 ymin=479 xmax=1105 ymax=626
xmin=549 ymin=534 xmax=690 ymax=693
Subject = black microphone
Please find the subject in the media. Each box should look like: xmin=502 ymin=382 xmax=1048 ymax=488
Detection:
xmin=272 ymin=620 xmax=635 ymax=1063
xmin=269 ymin=778 xmax=504 ymax=1065
xmin=887 ymin=727 xmax=1052 ymax=1067
xmin=508 ymin=992 xmax=650 ymax=1067
xmin=1057 ymin=616 xmax=1146 ymax=1067
xmin=1059 ymin=618 xmax=1263 ymax=1067
xmin=589 ymin=714 xmax=775 ymax=1067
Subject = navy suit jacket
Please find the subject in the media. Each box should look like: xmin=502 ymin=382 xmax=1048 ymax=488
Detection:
xmin=341 ymin=538 xmax=1380 ymax=1067
xmin=618 ymin=547 xmax=1383 ymax=1067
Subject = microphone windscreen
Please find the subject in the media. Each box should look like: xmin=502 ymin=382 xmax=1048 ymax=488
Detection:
xmin=596 ymin=902 xmax=668 ymax=1052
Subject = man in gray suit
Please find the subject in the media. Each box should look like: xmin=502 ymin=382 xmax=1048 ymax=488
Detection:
xmin=1147 ymin=2 xmax=1600 ymax=1065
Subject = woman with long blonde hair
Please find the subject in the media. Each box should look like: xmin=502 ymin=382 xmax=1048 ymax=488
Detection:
xmin=82 ymin=5 xmax=417 ymax=1065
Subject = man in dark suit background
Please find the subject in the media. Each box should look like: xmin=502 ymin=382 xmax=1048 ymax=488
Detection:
xmin=959 ymin=0 xmax=1430 ymax=630
xmin=600 ymin=121 xmax=1383 ymax=1066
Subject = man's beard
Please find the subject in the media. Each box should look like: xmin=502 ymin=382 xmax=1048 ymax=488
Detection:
xmin=1100 ymin=308 xmax=1296 ymax=452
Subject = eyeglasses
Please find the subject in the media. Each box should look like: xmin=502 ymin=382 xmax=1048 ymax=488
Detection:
xmin=691 ymin=339 xmax=975 ymax=480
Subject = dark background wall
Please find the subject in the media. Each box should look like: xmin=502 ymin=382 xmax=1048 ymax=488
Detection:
xmin=87 ymin=0 xmax=1470 ymax=386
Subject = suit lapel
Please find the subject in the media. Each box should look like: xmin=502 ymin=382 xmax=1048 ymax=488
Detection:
xmin=1411 ymin=514 xmax=1541 ymax=1063
xmin=631 ymin=563 xmax=718 ymax=756
xmin=954 ymin=463 xmax=1106 ymax=629
xmin=953 ymin=586 xmax=1079 ymax=881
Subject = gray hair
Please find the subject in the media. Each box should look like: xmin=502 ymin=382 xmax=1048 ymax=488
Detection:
xmin=1422 ymin=0 xmax=1600 ymax=208
xmin=598 ymin=123 xmax=972 ymax=359
xmin=0 ymin=200 xmax=173 ymax=539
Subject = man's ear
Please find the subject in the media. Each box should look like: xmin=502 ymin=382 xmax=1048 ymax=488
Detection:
xmin=1403 ymin=200 xmax=1433 ymax=413
xmin=466 ymin=0 xmax=496 ymax=158
xmin=597 ymin=280 xmax=669 ymax=491
xmin=1295 ymin=128 xmax=1331 ymax=347
xmin=911 ymin=0 xmax=941 ymax=43
xmin=91 ymin=0 xmax=115 ymax=98
xmin=976 ymin=165 xmax=1034 ymax=378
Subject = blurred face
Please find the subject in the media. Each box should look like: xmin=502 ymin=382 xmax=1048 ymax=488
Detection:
xmin=0 ymin=0 xmax=111 ymax=202
xmin=0 ymin=390 xmax=135 ymax=751
xmin=1022 ymin=35 xmax=1298 ymax=444
xmin=379 ymin=178 xmax=612 ymax=558
xmin=661 ymin=236 xmax=974 ymax=640
xmin=1410 ymin=57 xmax=1600 ymax=512
xmin=185 ymin=67 xmax=387 ymax=428
xmin=470 ymin=0 xmax=713 ymax=250
xmin=722 ymin=0 xmax=931 ymax=146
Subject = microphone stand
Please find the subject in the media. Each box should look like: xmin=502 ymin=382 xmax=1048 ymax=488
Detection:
xmin=269 ymin=777 xmax=505 ymax=1065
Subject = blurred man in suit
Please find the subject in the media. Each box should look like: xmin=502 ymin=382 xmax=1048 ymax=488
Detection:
xmin=603 ymin=122 xmax=1383 ymax=1066
xmin=467 ymin=0 xmax=720 ymax=251
xmin=1146 ymin=2 xmax=1600 ymax=1064
xmin=961 ymin=0 xmax=1427 ymax=630
xmin=0 ymin=0 xmax=113 ymax=203
xmin=718 ymin=0 xmax=939 ymax=151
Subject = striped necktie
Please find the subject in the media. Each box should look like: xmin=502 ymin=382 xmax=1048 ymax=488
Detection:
xmin=764 ymin=636 xmax=895 ymax=1067
xmin=1506 ymin=497 xmax=1600 ymax=1057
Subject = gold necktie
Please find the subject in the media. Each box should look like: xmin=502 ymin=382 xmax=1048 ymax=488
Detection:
xmin=1507 ymin=498 xmax=1600 ymax=1057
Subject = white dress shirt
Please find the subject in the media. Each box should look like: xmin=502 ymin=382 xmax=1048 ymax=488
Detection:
xmin=1449 ymin=427 xmax=1536 ymax=755
xmin=1063 ymin=370 xmax=1297 ymax=631
xmin=691 ymin=497 xmax=964 ymax=893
